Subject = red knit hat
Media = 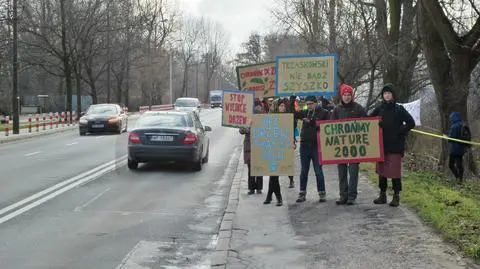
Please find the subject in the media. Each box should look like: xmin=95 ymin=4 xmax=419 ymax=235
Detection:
xmin=340 ymin=84 xmax=354 ymax=96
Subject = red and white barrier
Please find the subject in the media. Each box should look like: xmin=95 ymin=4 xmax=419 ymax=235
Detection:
xmin=139 ymin=106 xmax=150 ymax=113
xmin=150 ymin=105 xmax=173 ymax=111
xmin=35 ymin=114 xmax=40 ymax=132
xmin=42 ymin=114 xmax=46 ymax=131
xmin=4 ymin=116 xmax=9 ymax=136
xmin=49 ymin=113 xmax=53 ymax=129
xmin=28 ymin=115 xmax=32 ymax=133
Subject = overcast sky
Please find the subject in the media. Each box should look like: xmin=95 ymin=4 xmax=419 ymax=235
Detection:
xmin=179 ymin=0 xmax=277 ymax=56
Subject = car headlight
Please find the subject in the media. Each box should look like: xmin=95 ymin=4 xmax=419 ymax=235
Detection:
xmin=79 ymin=118 xmax=88 ymax=124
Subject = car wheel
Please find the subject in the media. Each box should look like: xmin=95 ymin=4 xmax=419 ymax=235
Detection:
xmin=202 ymin=146 xmax=209 ymax=164
xmin=128 ymin=159 xmax=139 ymax=170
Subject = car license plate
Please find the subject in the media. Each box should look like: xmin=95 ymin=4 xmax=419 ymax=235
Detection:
xmin=150 ymin=135 xmax=174 ymax=142
xmin=92 ymin=124 xmax=104 ymax=128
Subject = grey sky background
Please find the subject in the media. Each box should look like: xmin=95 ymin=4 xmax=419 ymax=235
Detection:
xmin=179 ymin=0 xmax=277 ymax=56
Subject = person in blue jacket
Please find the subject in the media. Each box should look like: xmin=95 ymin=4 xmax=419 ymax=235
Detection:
xmin=448 ymin=112 xmax=471 ymax=183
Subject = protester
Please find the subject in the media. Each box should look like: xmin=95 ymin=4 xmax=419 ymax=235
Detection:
xmin=448 ymin=112 xmax=471 ymax=183
xmin=263 ymin=98 xmax=296 ymax=206
xmin=239 ymin=100 xmax=264 ymax=195
xmin=331 ymin=84 xmax=367 ymax=205
xmin=369 ymin=83 xmax=415 ymax=207
xmin=292 ymin=96 xmax=330 ymax=203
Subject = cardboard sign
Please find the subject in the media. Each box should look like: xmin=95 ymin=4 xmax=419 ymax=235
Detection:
xmin=236 ymin=62 xmax=276 ymax=98
xmin=316 ymin=117 xmax=384 ymax=165
xmin=276 ymin=54 xmax=338 ymax=97
xmin=250 ymin=114 xmax=294 ymax=176
xmin=222 ymin=90 xmax=255 ymax=128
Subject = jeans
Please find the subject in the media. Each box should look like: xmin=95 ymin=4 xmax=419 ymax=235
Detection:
xmin=337 ymin=163 xmax=359 ymax=200
xmin=299 ymin=144 xmax=325 ymax=193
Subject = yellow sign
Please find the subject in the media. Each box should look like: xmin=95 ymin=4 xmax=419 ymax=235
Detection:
xmin=236 ymin=62 xmax=276 ymax=98
xmin=250 ymin=114 xmax=294 ymax=176
xmin=317 ymin=117 xmax=384 ymax=164
xmin=276 ymin=54 xmax=337 ymax=97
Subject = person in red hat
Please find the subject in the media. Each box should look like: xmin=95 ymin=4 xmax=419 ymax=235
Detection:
xmin=331 ymin=84 xmax=367 ymax=205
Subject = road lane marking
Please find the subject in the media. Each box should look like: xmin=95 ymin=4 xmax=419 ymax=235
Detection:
xmin=24 ymin=151 xmax=41 ymax=156
xmin=66 ymin=141 xmax=79 ymax=146
xmin=0 ymin=155 xmax=127 ymax=223
xmin=0 ymin=157 xmax=127 ymax=224
xmin=74 ymin=187 xmax=111 ymax=212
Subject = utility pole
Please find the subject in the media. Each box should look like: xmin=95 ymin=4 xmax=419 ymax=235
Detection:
xmin=12 ymin=0 xmax=19 ymax=134
xmin=169 ymin=52 xmax=173 ymax=104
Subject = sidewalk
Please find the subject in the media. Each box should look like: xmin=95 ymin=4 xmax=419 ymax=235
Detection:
xmin=0 ymin=124 xmax=77 ymax=144
xmin=218 ymin=149 xmax=479 ymax=269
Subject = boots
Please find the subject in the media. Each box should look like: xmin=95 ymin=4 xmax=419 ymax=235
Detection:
xmin=373 ymin=191 xmax=387 ymax=204
xmin=389 ymin=193 xmax=400 ymax=207
xmin=296 ymin=192 xmax=306 ymax=203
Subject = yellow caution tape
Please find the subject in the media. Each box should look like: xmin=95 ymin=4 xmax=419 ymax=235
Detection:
xmin=411 ymin=129 xmax=480 ymax=146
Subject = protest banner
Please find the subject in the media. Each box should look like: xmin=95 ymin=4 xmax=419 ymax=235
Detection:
xmin=316 ymin=117 xmax=384 ymax=165
xmin=221 ymin=90 xmax=255 ymax=128
xmin=236 ymin=62 xmax=276 ymax=98
xmin=276 ymin=54 xmax=338 ymax=97
xmin=250 ymin=113 xmax=294 ymax=176
xmin=399 ymin=99 xmax=421 ymax=126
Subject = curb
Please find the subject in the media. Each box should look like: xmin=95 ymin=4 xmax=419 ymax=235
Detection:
xmin=210 ymin=146 xmax=245 ymax=268
xmin=0 ymin=126 xmax=78 ymax=144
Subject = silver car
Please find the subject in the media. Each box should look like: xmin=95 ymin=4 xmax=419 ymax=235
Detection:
xmin=174 ymin=97 xmax=201 ymax=114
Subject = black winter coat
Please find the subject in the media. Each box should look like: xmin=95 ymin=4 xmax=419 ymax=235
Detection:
xmin=331 ymin=102 xmax=366 ymax=120
xmin=294 ymin=105 xmax=330 ymax=146
xmin=369 ymin=101 xmax=415 ymax=154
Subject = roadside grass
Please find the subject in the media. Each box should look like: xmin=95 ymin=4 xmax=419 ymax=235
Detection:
xmin=360 ymin=163 xmax=480 ymax=262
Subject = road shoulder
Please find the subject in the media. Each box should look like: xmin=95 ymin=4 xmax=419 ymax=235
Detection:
xmin=220 ymin=150 xmax=479 ymax=268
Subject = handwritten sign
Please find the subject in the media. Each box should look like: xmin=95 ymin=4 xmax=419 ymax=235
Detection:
xmin=316 ymin=117 xmax=384 ymax=165
xmin=250 ymin=114 xmax=294 ymax=176
xmin=236 ymin=62 xmax=276 ymax=98
xmin=276 ymin=54 xmax=338 ymax=97
xmin=221 ymin=90 xmax=254 ymax=128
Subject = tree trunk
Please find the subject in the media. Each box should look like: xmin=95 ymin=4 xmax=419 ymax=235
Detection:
xmin=76 ymin=72 xmax=81 ymax=118
xmin=418 ymin=2 xmax=476 ymax=174
xmin=60 ymin=0 xmax=73 ymax=120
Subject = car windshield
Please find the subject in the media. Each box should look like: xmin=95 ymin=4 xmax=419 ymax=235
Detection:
xmin=175 ymin=99 xmax=198 ymax=107
xmin=211 ymin=96 xmax=221 ymax=101
xmin=136 ymin=114 xmax=192 ymax=128
xmin=87 ymin=105 xmax=118 ymax=115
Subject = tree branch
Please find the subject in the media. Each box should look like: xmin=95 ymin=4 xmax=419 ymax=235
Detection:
xmin=420 ymin=0 xmax=460 ymax=53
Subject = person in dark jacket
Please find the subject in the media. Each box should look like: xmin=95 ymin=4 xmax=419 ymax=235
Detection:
xmin=239 ymin=100 xmax=265 ymax=195
xmin=331 ymin=84 xmax=367 ymax=205
xmin=448 ymin=112 xmax=469 ymax=183
xmin=263 ymin=98 xmax=295 ymax=206
xmin=369 ymin=83 xmax=415 ymax=207
xmin=292 ymin=96 xmax=330 ymax=203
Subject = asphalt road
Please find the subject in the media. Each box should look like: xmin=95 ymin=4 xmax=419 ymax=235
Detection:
xmin=0 ymin=108 xmax=243 ymax=268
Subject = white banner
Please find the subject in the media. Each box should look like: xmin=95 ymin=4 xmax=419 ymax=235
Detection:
xmin=399 ymin=99 xmax=421 ymax=126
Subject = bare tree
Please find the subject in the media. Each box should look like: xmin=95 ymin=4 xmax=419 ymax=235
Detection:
xmin=201 ymin=20 xmax=228 ymax=102
xmin=418 ymin=0 xmax=480 ymax=173
xmin=178 ymin=16 xmax=204 ymax=97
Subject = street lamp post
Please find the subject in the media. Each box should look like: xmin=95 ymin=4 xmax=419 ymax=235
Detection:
xmin=169 ymin=52 xmax=173 ymax=104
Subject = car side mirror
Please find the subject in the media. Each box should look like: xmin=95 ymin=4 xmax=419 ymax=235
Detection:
xmin=204 ymin=126 xmax=212 ymax=132
xmin=197 ymin=105 xmax=201 ymax=108
xmin=80 ymin=112 xmax=85 ymax=116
